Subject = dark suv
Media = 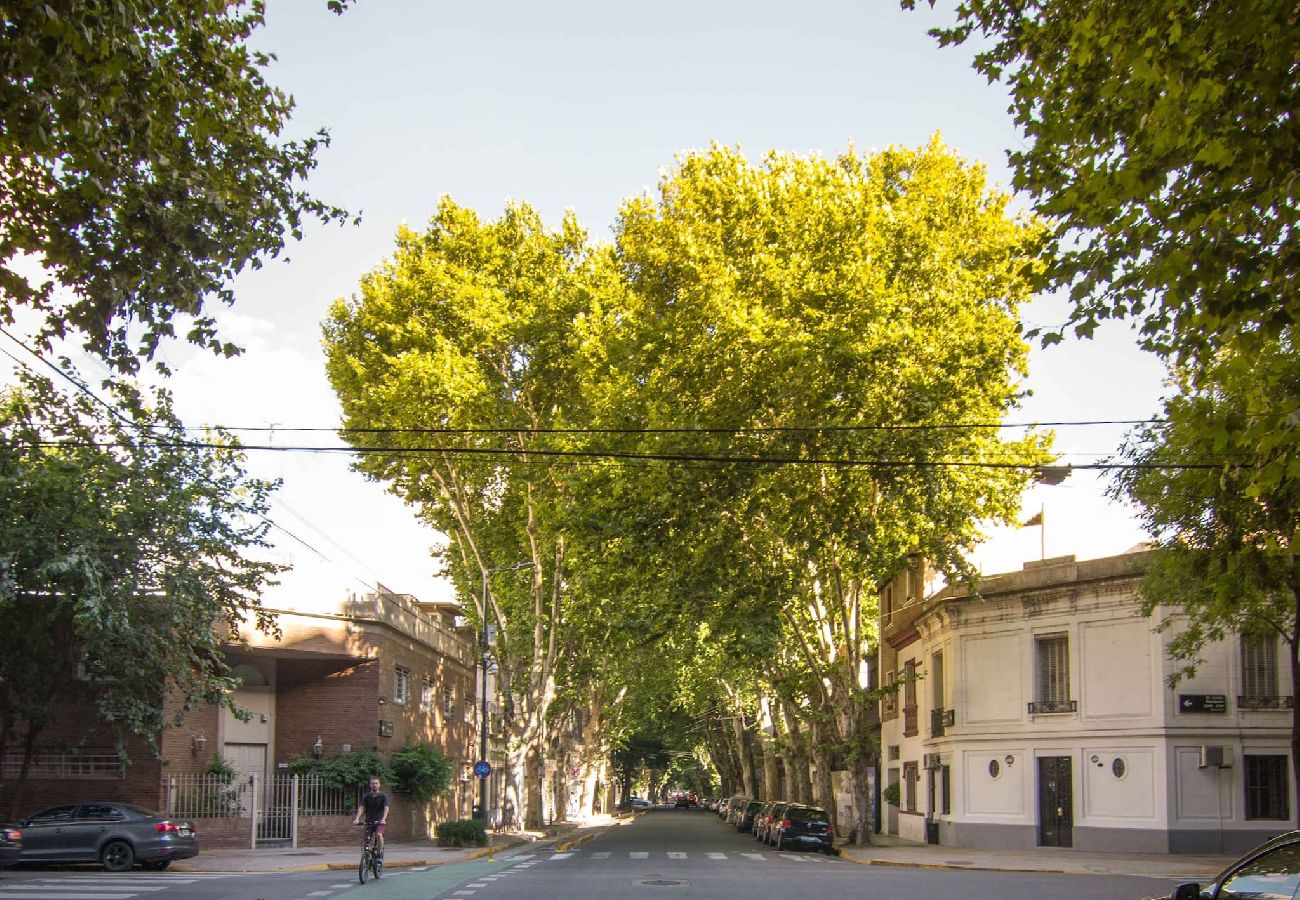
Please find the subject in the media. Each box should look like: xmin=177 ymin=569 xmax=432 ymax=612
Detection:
xmin=769 ymin=804 xmax=834 ymax=853
xmin=736 ymin=799 xmax=764 ymax=832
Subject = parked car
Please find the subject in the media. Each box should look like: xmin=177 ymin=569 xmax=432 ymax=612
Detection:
xmin=757 ymin=801 xmax=792 ymax=843
xmin=724 ymin=795 xmax=750 ymax=825
xmin=1155 ymin=830 xmax=1300 ymax=899
xmin=752 ymin=800 xmax=781 ymax=840
xmin=769 ymin=804 xmax=834 ymax=853
xmin=736 ymin=799 xmax=764 ymax=832
xmin=674 ymin=795 xmax=690 ymax=808
xmin=628 ymin=797 xmax=652 ymax=810
xmin=16 ymin=803 xmax=198 ymax=871
xmin=0 ymin=824 xmax=20 ymax=869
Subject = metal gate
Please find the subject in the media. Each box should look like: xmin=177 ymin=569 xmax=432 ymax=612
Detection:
xmin=256 ymin=774 xmax=294 ymax=844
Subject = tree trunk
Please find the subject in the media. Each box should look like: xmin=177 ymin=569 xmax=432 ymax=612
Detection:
xmin=731 ymin=718 xmax=756 ymax=797
xmin=781 ymin=701 xmax=813 ymax=802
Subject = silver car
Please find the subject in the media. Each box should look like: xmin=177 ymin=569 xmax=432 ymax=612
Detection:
xmin=17 ymin=802 xmax=198 ymax=871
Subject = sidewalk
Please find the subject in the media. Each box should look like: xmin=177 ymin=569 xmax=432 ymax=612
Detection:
xmin=172 ymin=815 xmax=626 ymax=874
xmin=837 ymin=833 xmax=1237 ymax=878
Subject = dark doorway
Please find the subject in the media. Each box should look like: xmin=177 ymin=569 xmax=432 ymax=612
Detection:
xmin=1037 ymin=756 xmax=1073 ymax=847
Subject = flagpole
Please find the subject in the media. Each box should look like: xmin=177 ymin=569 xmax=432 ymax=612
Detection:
xmin=1040 ymin=504 xmax=1045 ymax=561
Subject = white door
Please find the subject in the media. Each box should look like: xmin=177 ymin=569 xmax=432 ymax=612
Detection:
xmin=226 ymin=743 xmax=267 ymax=786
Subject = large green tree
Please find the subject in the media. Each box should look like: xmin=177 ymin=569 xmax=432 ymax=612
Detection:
xmin=586 ymin=141 xmax=1052 ymax=843
xmin=324 ymin=200 xmax=601 ymax=828
xmin=907 ymin=0 xmax=1296 ymax=363
xmin=906 ymin=0 xmax=1299 ymax=497
xmin=0 ymin=0 xmax=349 ymax=372
xmin=0 ymin=371 xmax=282 ymax=817
xmin=1114 ymin=336 xmax=1300 ymax=789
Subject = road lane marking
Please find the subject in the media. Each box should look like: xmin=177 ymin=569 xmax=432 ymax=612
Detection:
xmin=551 ymin=852 xmax=574 ymax=859
xmin=467 ymin=883 xmax=489 ymax=887
xmin=306 ymin=892 xmax=334 ymax=897
xmin=707 ymin=852 xmax=727 ymax=859
xmin=741 ymin=852 xmax=766 ymax=860
xmin=512 ymin=854 xmax=535 ymax=860
xmin=667 ymin=852 xmax=687 ymax=859
xmin=591 ymin=852 xmax=610 ymax=859
xmin=630 ymin=852 xmax=648 ymax=859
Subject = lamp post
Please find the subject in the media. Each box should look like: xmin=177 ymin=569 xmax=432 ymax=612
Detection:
xmin=477 ymin=562 xmax=532 ymax=825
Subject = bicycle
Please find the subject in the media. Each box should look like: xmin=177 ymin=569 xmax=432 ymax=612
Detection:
xmin=357 ymin=822 xmax=383 ymax=883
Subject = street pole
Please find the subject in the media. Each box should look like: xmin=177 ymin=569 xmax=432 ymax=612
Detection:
xmin=477 ymin=568 xmax=489 ymax=823
xmin=476 ymin=562 xmax=532 ymax=825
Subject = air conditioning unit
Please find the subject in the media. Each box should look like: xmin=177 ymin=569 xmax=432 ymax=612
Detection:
xmin=378 ymin=719 xmax=394 ymax=738
xmin=1199 ymin=745 xmax=1234 ymax=768
xmin=923 ymin=753 xmax=943 ymax=769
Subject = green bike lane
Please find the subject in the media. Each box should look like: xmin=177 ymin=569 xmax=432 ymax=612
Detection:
xmin=343 ymin=854 xmax=523 ymax=899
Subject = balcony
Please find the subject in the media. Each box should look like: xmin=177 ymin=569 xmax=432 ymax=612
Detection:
xmin=1238 ymin=695 xmax=1294 ymax=711
xmin=1027 ymin=699 xmax=1078 ymax=715
xmin=903 ymin=706 xmax=918 ymax=737
xmin=929 ymin=707 xmax=955 ymax=737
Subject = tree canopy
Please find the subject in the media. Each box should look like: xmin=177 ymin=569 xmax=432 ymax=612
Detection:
xmin=0 ymin=370 xmax=282 ymax=816
xmin=906 ymin=0 xmax=1297 ymax=367
xmin=0 ymin=0 xmax=349 ymax=372
xmin=324 ymin=139 xmax=1053 ymax=835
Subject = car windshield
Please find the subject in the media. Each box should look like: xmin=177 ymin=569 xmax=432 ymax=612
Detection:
xmin=745 ymin=801 xmax=763 ymax=813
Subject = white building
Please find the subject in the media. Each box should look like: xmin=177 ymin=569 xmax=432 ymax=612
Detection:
xmin=878 ymin=550 xmax=1295 ymax=854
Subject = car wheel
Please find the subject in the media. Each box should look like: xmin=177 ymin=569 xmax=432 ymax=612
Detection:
xmin=101 ymin=840 xmax=135 ymax=872
xmin=774 ymin=833 xmax=785 ymax=851
xmin=142 ymin=859 xmax=172 ymax=871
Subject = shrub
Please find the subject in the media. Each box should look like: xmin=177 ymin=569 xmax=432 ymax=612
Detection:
xmin=288 ymin=749 xmax=392 ymax=792
xmin=436 ymin=818 xmax=487 ymax=847
xmin=881 ymin=781 xmax=901 ymax=808
xmin=389 ymin=743 xmax=453 ymax=804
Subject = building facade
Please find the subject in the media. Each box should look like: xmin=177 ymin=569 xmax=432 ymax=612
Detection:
xmin=1 ymin=582 xmax=479 ymax=845
xmin=878 ymin=550 xmax=1296 ymax=855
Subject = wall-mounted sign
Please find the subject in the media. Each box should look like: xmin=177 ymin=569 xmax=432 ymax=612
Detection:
xmin=1180 ymin=694 xmax=1227 ymax=713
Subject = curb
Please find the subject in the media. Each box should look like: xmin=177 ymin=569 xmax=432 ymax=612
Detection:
xmin=837 ymin=852 xmax=1222 ymax=878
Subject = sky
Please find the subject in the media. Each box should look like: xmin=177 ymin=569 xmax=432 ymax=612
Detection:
xmin=4 ymin=0 xmax=1170 ymax=607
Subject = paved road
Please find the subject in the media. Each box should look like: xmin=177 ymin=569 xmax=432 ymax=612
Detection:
xmin=0 ymin=811 xmax=1194 ymax=899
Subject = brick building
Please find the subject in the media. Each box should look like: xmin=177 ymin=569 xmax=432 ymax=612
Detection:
xmin=1 ymin=582 xmax=479 ymax=846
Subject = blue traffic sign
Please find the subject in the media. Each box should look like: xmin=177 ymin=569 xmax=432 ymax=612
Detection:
xmin=473 ymin=760 xmax=492 ymax=779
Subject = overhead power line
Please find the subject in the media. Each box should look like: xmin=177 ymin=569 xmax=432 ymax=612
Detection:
xmin=2 ymin=437 xmax=1231 ymax=472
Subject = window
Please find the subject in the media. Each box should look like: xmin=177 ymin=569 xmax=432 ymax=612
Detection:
xmin=903 ymin=661 xmax=918 ymax=736
xmin=883 ymin=670 xmax=896 ymax=713
xmin=1245 ymin=755 xmax=1290 ymax=820
xmin=1242 ymin=637 xmax=1279 ymax=702
xmin=1032 ymin=635 xmax=1075 ymax=713
xmin=443 ymin=686 xmax=455 ymax=717
xmin=939 ymin=765 xmax=951 ymax=815
xmin=931 ymin=651 xmax=945 ymax=708
xmin=394 ymin=666 xmax=410 ymax=705
xmin=420 ymin=678 xmax=435 ymax=712
xmin=903 ymin=762 xmax=918 ymax=812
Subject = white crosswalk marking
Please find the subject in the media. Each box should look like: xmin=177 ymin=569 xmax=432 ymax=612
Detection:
xmin=741 ymin=852 xmax=766 ymax=860
xmin=629 ymin=851 xmax=648 ymax=859
xmin=591 ymin=851 xmax=610 ymax=859
xmin=512 ymin=854 xmax=535 ymax=860
xmin=306 ymin=891 xmax=334 ymax=897
xmin=707 ymin=852 xmax=727 ymax=859
xmin=551 ymin=852 xmax=574 ymax=859
xmin=667 ymin=851 xmax=687 ymax=859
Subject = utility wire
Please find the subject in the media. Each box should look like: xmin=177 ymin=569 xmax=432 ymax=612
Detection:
xmin=1 ymin=436 xmax=1230 ymax=472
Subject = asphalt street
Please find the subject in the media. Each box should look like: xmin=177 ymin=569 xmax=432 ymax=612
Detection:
xmin=0 ymin=809 xmax=1195 ymax=900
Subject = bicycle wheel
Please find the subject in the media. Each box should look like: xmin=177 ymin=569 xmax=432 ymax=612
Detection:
xmin=358 ymin=849 xmax=370 ymax=884
xmin=372 ymin=853 xmax=382 ymax=879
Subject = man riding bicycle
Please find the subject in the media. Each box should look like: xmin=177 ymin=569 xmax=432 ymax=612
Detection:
xmin=353 ymin=776 xmax=390 ymax=858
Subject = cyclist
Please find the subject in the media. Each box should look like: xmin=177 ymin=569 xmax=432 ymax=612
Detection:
xmin=353 ymin=776 xmax=390 ymax=859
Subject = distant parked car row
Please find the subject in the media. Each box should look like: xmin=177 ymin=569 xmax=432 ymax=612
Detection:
xmin=715 ymin=794 xmax=834 ymax=854
xmin=1 ymin=803 xmax=198 ymax=871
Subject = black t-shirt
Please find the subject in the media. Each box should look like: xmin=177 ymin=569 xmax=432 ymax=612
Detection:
xmin=361 ymin=790 xmax=389 ymax=822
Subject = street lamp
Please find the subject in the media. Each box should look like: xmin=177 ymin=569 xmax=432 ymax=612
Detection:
xmin=477 ymin=562 xmax=532 ymax=825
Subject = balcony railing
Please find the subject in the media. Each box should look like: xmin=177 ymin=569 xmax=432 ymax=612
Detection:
xmin=929 ymin=707 xmax=955 ymax=737
xmin=1238 ymin=695 xmax=1294 ymax=711
xmin=1028 ymin=699 xmax=1078 ymax=715
xmin=903 ymin=706 xmax=918 ymax=737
